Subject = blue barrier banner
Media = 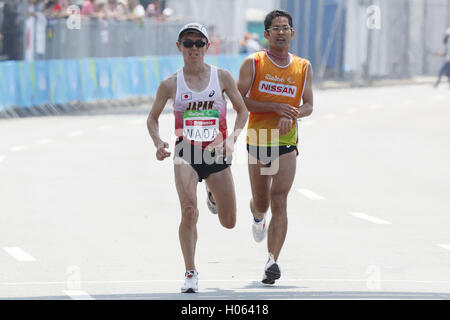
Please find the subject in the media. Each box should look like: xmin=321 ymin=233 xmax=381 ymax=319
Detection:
xmin=141 ymin=56 xmax=159 ymax=96
xmin=95 ymin=58 xmax=112 ymax=100
xmin=157 ymin=55 xmax=183 ymax=83
xmin=48 ymin=60 xmax=68 ymax=104
xmin=1 ymin=54 xmax=246 ymax=110
xmin=0 ymin=61 xmax=19 ymax=109
xmin=127 ymin=57 xmax=145 ymax=96
xmin=110 ymin=57 xmax=130 ymax=99
xmin=17 ymin=61 xmax=34 ymax=107
xmin=216 ymin=54 xmax=247 ymax=80
xmin=65 ymin=60 xmax=80 ymax=102
xmin=79 ymin=59 xmax=98 ymax=102
xmin=34 ymin=61 xmax=49 ymax=105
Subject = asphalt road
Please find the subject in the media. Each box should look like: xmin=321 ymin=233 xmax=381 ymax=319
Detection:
xmin=0 ymin=84 xmax=449 ymax=300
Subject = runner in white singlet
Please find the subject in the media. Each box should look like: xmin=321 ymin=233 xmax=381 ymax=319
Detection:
xmin=146 ymin=23 xmax=248 ymax=293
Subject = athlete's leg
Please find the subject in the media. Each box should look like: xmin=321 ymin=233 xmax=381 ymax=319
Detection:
xmin=174 ymin=161 xmax=200 ymax=271
xmin=248 ymin=153 xmax=272 ymax=220
xmin=205 ymin=167 xmax=236 ymax=229
xmin=267 ymin=151 xmax=296 ymax=261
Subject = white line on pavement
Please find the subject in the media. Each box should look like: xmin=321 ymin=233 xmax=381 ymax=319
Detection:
xmin=67 ymin=131 xmax=82 ymax=137
xmin=3 ymin=247 xmax=36 ymax=262
xmin=297 ymin=188 xmax=325 ymax=200
xmin=0 ymin=155 xmax=5 ymax=163
xmin=9 ymin=145 xmax=26 ymax=152
xmin=350 ymin=212 xmax=392 ymax=225
xmin=62 ymin=290 xmax=95 ymax=300
xmin=369 ymin=104 xmax=383 ymax=110
xmin=97 ymin=125 xmax=112 ymax=131
xmin=438 ymin=244 xmax=450 ymax=251
xmin=35 ymin=139 xmax=53 ymax=145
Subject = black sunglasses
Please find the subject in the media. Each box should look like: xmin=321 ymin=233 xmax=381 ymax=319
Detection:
xmin=180 ymin=39 xmax=207 ymax=48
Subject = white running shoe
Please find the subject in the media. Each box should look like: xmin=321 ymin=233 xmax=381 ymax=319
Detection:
xmin=252 ymin=215 xmax=267 ymax=243
xmin=205 ymin=183 xmax=218 ymax=214
xmin=181 ymin=270 xmax=198 ymax=293
xmin=262 ymin=253 xmax=281 ymax=285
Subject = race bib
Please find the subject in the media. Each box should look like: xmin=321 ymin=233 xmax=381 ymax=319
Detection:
xmin=183 ymin=110 xmax=220 ymax=142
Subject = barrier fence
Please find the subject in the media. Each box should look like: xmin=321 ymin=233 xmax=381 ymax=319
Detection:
xmin=0 ymin=54 xmax=247 ymax=115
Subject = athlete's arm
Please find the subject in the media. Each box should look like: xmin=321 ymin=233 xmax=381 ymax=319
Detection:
xmin=297 ymin=63 xmax=313 ymax=118
xmin=277 ymin=63 xmax=313 ymax=134
xmin=218 ymin=69 xmax=249 ymax=152
xmin=237 ymin=56 xmax=299 ymax=120
xmin=146 ymin=77 xmax=174 ymax=161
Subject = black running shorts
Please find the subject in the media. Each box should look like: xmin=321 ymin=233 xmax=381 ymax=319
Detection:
xmin=175 ymin=137 xmax=231 ymax=182
xmin=247 ymin=144 xmax=298 ymax=166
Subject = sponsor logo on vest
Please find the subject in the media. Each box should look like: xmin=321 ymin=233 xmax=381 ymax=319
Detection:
xmin=265 ymin=74 xmax=285 ymax=82
xmin=258 ymin=81 xmax=297 ymax=97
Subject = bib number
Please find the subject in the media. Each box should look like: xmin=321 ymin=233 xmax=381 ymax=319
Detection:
xmin=183 ymin=110 xmax=220 ymax=142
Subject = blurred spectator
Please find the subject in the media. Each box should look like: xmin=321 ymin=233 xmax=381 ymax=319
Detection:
xmin=93 ymin=0 xmax=107 ymax=19
xmin=1 ymin=0 xmax=24 ymax=60
xmin=239 ymin=32 xmax=261 ymax=54
xmin=116 ymin=0 xmax=128 ymax=19
xmin=81 ymin=0 xmax=94 ymax=16
xmin=434 ymin=27 xmax=450 ymax=88
xmin=145 ymin=0 xmax=160 ymax=18
xmin=35 ymin=0 xmax=47 ymax=59
xmin=128 ymin=0 xmax=144 ymax=20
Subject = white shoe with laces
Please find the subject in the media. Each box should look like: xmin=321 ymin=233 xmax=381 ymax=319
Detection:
xmin=252 ymin=214 xmax=267 ymax=243
xmin=181 ymin=270 xmax=198 ymax=293
xmin=205 ymin=183 xmax=218 ymax=214
xmin=262 ymin=253 xmax=281 ymax=285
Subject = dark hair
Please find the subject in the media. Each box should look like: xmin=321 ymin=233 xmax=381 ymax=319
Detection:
xmin=264 ymin=10 xmax=293 ymax=30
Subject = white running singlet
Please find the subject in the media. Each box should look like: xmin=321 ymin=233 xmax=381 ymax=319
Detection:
xmin=173 ymin=65 xmax=228 ymax=149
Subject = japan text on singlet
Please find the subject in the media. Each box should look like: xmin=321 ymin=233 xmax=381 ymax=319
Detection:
xmin=173 ymin=65 xmax=228 ymax=149
xmin=246 ymin=51 xmax=310 ymax=147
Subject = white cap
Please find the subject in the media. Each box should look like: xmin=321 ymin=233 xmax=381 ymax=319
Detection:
xmin=178 ymin=23 xmax=209 ymax=42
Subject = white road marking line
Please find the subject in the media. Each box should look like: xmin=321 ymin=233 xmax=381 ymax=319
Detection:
xmin=438 ymin=244 xmax=450 ymax=251
xmin=297 ymin=188 xmax=325 ymax=200
xmin=9 ymin=145 xmax=26 ymax=152
xmin=67 ymin=131 xmax=82 ymax=137
xmin=324 ymin=114 xmax=337 ymax=120
xmin=402 ymin=99 xmax=414 ymax=106
xmin=35 ymin=139 xmax=53 ymax=145
xmin=350 ymin=212 xmax=392 ymax=225
xmin=369 ymin=103 xmax=383 ymax=110
xmin=3 ymin=247 xmax=36 ymax=262
xmin=62 ymin=290 xmax=95 ymax=300
xmin=0 ymin=155 xmax=5 ymax=163
xmin=97 ymin=125 xmax=112 ymax=131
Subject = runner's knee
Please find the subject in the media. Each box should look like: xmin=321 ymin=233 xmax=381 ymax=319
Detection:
xmin=270 ymin=191 xmax=288 ymax=213
xmin=218 ymin=209 xmax=236 ymax=229
xmin=181 ymin=205 xmax=199 ymax=226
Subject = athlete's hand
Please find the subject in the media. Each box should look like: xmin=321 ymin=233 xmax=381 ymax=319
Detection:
xmin=277 ymin=116 xmax=293 ymax=136
xmin=156 ymin=141 xmax=171 ymax=161
xmin=275 ymin=103 xmax=300 ymax=120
